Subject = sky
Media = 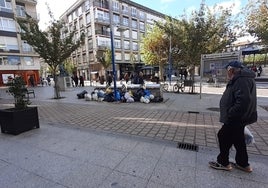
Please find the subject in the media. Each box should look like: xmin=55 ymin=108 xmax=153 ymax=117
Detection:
xmin=37 ymin=0 xmax=248 ymax=30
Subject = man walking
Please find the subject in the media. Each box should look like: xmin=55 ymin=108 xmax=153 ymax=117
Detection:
xmin=209 ymin=61 xmax=257 ymax=173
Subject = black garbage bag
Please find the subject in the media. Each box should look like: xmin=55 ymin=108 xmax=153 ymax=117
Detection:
xmin=103 ymin=93 xmax=114 ymax=102
xmin=133 ymin=88 xmax=145 ymax=101
xmin=77 ymin=90 xmax=88 ymax=99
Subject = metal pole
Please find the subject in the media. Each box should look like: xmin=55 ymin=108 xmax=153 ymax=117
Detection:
xmin=168 ymin=35 xmax=172 ymax=85
xmin=110 ymin=28 xmax=117 ymax=100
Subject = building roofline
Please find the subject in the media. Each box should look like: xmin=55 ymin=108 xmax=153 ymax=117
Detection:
xmin=59 ymin=0 xmax=166 ymax=19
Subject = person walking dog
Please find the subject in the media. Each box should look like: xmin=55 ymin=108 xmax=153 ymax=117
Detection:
xmin=209 ymin=61 xmax=257 ymax=173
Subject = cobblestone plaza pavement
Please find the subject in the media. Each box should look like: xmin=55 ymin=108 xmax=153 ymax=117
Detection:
xmin=0 ymin=83 xmax=267 ymax=188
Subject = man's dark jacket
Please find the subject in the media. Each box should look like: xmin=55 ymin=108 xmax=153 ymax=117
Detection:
xmin=220 ymin=68 xmax=257 ymax=126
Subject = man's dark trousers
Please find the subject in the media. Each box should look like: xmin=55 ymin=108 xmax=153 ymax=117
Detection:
xmin=217 ymin=123 xmax=249 ymax=167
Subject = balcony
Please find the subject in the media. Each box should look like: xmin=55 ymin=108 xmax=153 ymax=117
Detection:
xmin=93 ymin=2 xmax=109 ymax=9
xmin=97 ymin=44 xmax=109 ymax=50
xmin=94 ymin=17 xmax=110 ymax=25
xmin=16 ymin=9 xmax=38 ymax=20
xmin=15 ymin=0 xmax=37 ymax=5
xmin=95 ymin=30 xmax=110 ymax=36
xmin=0 ymin=7 xmax=13 ymax=14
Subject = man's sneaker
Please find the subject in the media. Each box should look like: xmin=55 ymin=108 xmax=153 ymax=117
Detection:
xmin=232 ymin=163 xmax=253 ymax=173
xmin=209 ymin=161 xmax=232 ymax=171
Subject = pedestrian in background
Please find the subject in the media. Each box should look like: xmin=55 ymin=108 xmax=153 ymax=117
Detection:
xmin=107 ymin=73 xmax=112 ymax=86
xmin=209 ymin=61 xmax=257 ymax=173
xmin=124 ymin=72 xmax=129 ymax=84
xmin=79 ymin=76 xmax=84 ymax=87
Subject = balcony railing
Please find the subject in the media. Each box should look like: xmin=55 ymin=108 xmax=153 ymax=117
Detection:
xmin=95 ymin=30 xmax=110 ymax=36
xmin=15 ymin=0 xmax=37 ymax=5
xmin=0 ymin=7 xmax=12 ymax=13
xmin=94 ymin=17 xmax=110 ymax=25
xmin=16 ymin=9 xmax=38 ymax=20
xmin=93 ymin=2 xmax=109 ymax=9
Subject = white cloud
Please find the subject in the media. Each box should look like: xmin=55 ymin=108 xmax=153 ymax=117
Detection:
xmin=37 ymin=0 xmax=76 ymax=30
xmin=212 ymin=0 xmax=242 ymax=15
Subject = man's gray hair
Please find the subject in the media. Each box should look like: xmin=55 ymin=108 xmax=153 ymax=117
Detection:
xmin=227 ymin=66 xmax=241 ymax=73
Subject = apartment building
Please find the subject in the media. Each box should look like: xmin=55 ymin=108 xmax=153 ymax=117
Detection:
xmin=60 ymin=0 xmax=165 ymax=81
xmin=0 ymin=0 xmax=40 ymax=86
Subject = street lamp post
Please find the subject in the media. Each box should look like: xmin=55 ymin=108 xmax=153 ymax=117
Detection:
xmin=110 ymin=27 xmax=118 ymax=100
xmin=168 ymin=35 xmax=172 ymax=85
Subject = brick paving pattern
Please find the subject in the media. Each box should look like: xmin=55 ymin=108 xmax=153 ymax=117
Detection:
xmin=34 ymin=101 xmax=268 ymax=156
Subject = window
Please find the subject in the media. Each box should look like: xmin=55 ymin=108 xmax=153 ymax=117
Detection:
xmin=133 ymin=42 xmax=138 ymax=50
xmin=16 ymin=5 xmax=26 ymax=17
xmin=7 ymin=56 xmax=20 ymax=65
xmin=140 ymin=22 xmax=145 ymax=31
xmin=23 ymin=57 xmax=34 ymax=66
xmin=0 ymin=0 xmax=12 ymax=13
xmin=139 ymin=11 xmax=145 ymax=19
xmin=78 ymin=6 xmax=82 ymax=16
xmin=0 ymin=36 xmax=18 ymax=51
xmin=68 ymin=14 xmax=73 ymax=22
xmin=0 ymin=17 xmax=16 ymax=32
xmin=0 ymin=0 xmax=5 ymax=7
xmin=96 ymin=10 xmax=109 ymax=23
xmin=87 ymin=26 xmax=92 ymax=36
xmin=125 ymin=53 xmax=130 ymax=60
xmin=85 ymin=0 xmax=90 ymax=11
xmin=115 ymin=52 xmax=122 ymax=60
xmin=122 ymin=4 xmax=128 ymax=14
xmin=89 ymin=53 xmax=94 ymax=61
xmin=86 ymin=13 xmax=90 ymax=24
xmin=124 ymin=41 xmax=130 ymax=50
xmin=123 ymin=17 xmax=129 ymax=26
xmin=131 ymin=7 xmax=137 ymax=17
xmin=132 ymin=31 xmax=137 ymax=39
xmin=114 ymin=39 xmax=121 ymax=49
xmin=6 ymin=0 xmax=11 ymax=9
xmin=88 ymin=39 xmax=93 ymax=49
xmin=73 ymin=11 xmax=78 ymax=19
xmin=0 ymin=0 xmax=11 ymax=8
xmin=82 ymin=54 xmax=86 ymax=62
xmin=132 ymin=19 xmax=137 ymax=29
xmin=96 ymin=36 xmax=110 ymax=48
xmin=112 ymin=1 xmax=119 ymax=11
xmin=22 ymin=42 xmax=32 ymax=52
xmin=79 ymin=18 xmax=83 ymax=28
xmin=113 ymin=14 xmax=120 ymax=24
xmin=123 ymin=30 xmax=129 ymax=38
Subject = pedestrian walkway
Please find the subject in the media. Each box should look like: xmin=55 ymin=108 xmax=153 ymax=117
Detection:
xmin=0 ymin=84 xmax=268 ymax=187
xmin=0 ymin=123 xmax=267 ymax=188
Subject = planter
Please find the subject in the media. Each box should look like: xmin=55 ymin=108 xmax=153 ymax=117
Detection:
xmin=0 ymin=106 xmax=39 ymax=135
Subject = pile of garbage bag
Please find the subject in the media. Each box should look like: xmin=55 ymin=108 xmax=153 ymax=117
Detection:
xmin=81 ymin=85 xmax=163 ymax=103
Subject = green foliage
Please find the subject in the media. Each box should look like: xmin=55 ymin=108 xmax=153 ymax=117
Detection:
xmin=178 ymin=1 xmax=235 ymax=66
xmin=63 ymin=59 xmax=75 ymax=75
xmin=244 ymin=53 xmax=267 ymax=65
xmin=16 ymin=7 xmax=84 ymax=99
xmin=141 ymin=25 xmax=169 ymax=79
xmin=6 ymin=77 xmax=30 ymax=109
xmin=141 ymin=1 xmax=235 ymax=80
xmin=245 ymin=0 xmax=268 ymax=46
xmin=97 ymin=48 xmax=112 ymax=70
xmin=17 ymin=14 xmax=84 ymax=74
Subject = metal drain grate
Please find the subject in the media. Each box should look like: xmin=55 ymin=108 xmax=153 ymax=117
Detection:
xmin=188 ymin=111 xmax=200 ymax=114
xmin=177 ymin=142 xmax=199 ymax=152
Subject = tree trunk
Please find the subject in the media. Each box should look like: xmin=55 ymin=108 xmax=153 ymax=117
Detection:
xmin=52 ymin=69 xmax=61 ymax=99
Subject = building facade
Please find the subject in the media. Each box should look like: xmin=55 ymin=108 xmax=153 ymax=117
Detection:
xmin=0 ymin=0 xmax=40 ymax=86
xmin=60 ymin=0 xmax=165 ymax=81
